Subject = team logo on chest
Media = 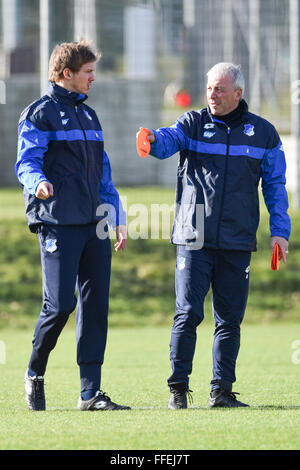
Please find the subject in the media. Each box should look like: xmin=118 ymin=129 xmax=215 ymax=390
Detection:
xmin=203 ymin=131 xmax=216 ymax=138
xmin=203 ymin=123 xmax=215 ymax=138
xmin=243 ymin=124 xmax=255 ymax=136
xmin=60 ymin=111 xmax=69 ymax=126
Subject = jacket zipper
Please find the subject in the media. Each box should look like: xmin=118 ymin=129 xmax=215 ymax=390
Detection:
xmin=215 ymin=125 xmax=231 ymax=248
xmin=75 ymin=104 xmax=94 ymax=221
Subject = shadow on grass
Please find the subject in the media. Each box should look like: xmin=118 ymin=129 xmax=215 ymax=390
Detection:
xmin=47 ymin=404 xmax=300 ymax=412
xmin=251 ymin=405 xmax=300 ymax=410
xmin=198 ymin=405 xmax=300 ymax=411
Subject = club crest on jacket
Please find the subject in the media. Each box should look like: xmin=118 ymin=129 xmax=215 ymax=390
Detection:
xmin=243 ymin=124 xmax=255 ymax=136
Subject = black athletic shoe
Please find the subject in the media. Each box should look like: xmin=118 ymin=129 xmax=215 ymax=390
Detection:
xmin=168 ymin=384 xmax=193 ymax=410
xmin=24 ymin=369 xmax=46 ymax=411
xmin=209 ymin=389 xmax=249 ymax=408
xmin=77 ymin=390 xmax=131 ymax=411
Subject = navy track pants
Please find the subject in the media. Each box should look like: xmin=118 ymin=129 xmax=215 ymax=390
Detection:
xmin=168 ymin=245 xmax=251 ymax=391
xmin=28 ymin=223 xmax=111 ymax=394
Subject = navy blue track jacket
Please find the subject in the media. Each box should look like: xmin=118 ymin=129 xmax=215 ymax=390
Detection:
xmin=150 ymin=100 xmax=291 ymax=251
xmin=16 ymin=82 xmax=125 ymax=233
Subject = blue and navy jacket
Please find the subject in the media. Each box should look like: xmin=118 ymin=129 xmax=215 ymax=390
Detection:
xmin=16 ymin=82 xmax=125 ymax=233
xmin=150 ymin=101 xmax=291 ymax=251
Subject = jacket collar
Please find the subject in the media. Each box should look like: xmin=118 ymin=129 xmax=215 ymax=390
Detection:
xmin=47 ymin=82 xmax=88 ymax=106
xmin=207 ymin=99 xmax=249 ymax=126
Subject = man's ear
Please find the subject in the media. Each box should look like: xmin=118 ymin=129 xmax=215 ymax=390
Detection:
xmin=236 ymin=88 xmax=243 ymax=102
xmin=62 ymin=68 xmax=73 ymax=80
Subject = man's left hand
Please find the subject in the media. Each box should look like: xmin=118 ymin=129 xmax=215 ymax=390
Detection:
xmin=114 ymin=225 xmax=127 ymax=252
xmin=271 ymin=236 xmax=289 ymax=263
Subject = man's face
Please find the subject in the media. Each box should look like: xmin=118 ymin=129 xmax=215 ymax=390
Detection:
xmin=206 ymin=73 xmax=242 ymax=116
xmin=66 ymin=62 xmax=95 ymax=95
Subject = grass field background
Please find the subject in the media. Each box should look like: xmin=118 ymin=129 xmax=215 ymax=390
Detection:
xmin=0 ymin=324 xmax=300 ymax=450
xmin=0 ymin=187 xmax=299 ymax=450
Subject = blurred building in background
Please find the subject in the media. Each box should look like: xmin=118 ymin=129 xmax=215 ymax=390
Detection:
xmin=0 ymin=0 xmax=295 ymax=192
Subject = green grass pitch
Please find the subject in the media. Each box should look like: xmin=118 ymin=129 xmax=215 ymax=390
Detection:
xmin=0 ymin=323 xmax=300 ymax=450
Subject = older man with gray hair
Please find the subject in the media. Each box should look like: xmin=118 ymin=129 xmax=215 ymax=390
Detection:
xmin=141 ymin=62 xmax=291 ymax=409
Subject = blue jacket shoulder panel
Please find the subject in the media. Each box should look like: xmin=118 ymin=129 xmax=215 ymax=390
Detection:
xmin=176 ymin=109 xmax=206 ymax=137
xmin=16 ymin=120 xmax=51 ymax=194
xmin=245 ymin=112 xmax=281 ymax=151
xmin=16 ymin=96 xmax=55 ymax=195
xmin=19 ymin=96 xmax=58 ymax=131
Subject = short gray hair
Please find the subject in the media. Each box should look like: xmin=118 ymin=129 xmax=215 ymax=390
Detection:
xmin=207 ymin=62 xmax=245 ymax=97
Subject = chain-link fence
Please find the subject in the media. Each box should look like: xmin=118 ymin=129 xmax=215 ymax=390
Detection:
xmin=0 ymin=0 xmax=294 ymax=188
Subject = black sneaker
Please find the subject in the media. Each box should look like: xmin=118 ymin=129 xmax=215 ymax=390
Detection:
xmin=168 ymin=384 xmax=193 ymax=410
xmin=24 ymin=369 xmax=46 ymax=411
xmin=209 ymin=389 xmax=249 ymax=408
xmin=77 ymin=390 xmax=131 ymax=411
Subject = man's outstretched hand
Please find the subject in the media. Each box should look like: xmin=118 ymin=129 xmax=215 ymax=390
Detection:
xmin=137 ymin=127 xmax=155 ymax=144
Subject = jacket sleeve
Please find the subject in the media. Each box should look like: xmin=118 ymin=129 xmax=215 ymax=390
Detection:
xmin=150 ymin=121 xmax=189 ymax=159
xmin=261 ymin=130 xmax=291 ymax=240
xmin=99 ymin=151 xmax=126 ymax=228
xmin=16 ymin=119 xmax=50 ymax=195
